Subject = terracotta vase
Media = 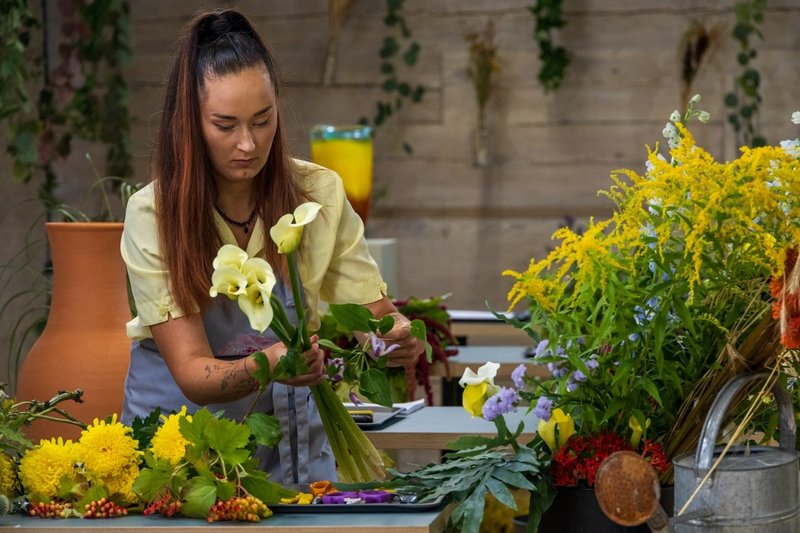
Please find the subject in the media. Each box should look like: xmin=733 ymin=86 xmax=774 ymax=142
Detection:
xmin=15 ymin=222 xmax=131 ymax=442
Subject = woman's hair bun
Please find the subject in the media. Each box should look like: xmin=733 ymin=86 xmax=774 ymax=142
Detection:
xmin=196 ymin=9 xmax=255 ymax=46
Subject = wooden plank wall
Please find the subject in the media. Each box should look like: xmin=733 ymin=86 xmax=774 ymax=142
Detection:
xmin=2 ymin=0 xmax=799 ymax=384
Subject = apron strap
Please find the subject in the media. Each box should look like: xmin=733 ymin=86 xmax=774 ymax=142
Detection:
xmin=272 ymin=383 xmax=312 ymax=484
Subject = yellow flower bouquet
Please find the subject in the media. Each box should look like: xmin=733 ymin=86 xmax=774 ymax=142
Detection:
xmin=388 ymin=97 xmax=800 ymax=533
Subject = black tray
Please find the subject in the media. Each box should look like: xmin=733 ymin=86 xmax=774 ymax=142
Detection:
xmin=271 ymin=486 xmax=445 ymax=514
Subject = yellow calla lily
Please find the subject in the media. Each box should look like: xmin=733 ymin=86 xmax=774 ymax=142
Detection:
xmin=537 ymin=408 xmax=575 ymax=451
xmin=237 ymin=283 xmax=274 ymax=333
xmin=628 ymin=415 xmax=651 ymax=448
xmin=269 ymin=202 xmax=323 ymax=254
xmin=462 ymin=382 xmax=489 ymax=417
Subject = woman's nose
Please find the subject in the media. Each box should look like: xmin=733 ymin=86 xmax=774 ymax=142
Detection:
xmin=237 ymin=128 xmax=255 ymax=152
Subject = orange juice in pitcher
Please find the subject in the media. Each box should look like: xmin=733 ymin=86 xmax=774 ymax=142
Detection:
xmin=309 ymin=124 xmax=373 ymax=223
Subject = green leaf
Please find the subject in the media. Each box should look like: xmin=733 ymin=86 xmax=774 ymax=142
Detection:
xmin=445 ymin=435 xmax=494 ymax=452
xmin=182 ymin=476 xmax=218 ymax=518
xmin=215 ymin=478 xmax=236 ymax=502
xmin=318 ymin=338 xmax=346 ymax=353
xmin=359 ymin=368 xmax=393 ymax=407
xmin=241 ymin=470 xmax=290 ymax=504
xmin=206 ymin=417 xmax=250 ymax=457
xmin=492 ymin=468 xmax=536 ymax=491
xmin=246 ymin=412 xmax=282 ymax=447
xmin=329 ymin=303 xmax=377 ymax=332
xmin=486 ymin=476 xmax=517 ymax=510
xmin=377 ymin=314 xmax=394 ymax=334
xmin=251 ymin=351 xmax=272 ymax=387
xmin=132 ymin=467 xmax=173 ymax=502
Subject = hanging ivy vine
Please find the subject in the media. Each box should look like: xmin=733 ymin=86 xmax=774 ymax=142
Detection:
xmin=724 ymin=0 xmax=767 ymax=148
xmin=528 ymin=0 xmax=570 ymax=92
xmin=1 ymin=0 xmax=133 ymax=215
xmin=361 ymin=0 xmax=425 ymax=154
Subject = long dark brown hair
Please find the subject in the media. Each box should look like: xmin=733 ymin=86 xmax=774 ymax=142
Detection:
xmin=152 ymin=9 xmax=305 ymax=313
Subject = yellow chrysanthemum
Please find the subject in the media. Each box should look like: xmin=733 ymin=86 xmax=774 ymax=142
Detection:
xmin=18 ymin=437 xmax=79 ymax=499
xmin=0 ymin=452 xmax=19 ymax=497
xmin=150 ymin=406 xmax=192 ymax=465
xmin=102 ymin=462 xmax=140 ymax=505
xmin=77 ymin=414 xmax=141 ymax=481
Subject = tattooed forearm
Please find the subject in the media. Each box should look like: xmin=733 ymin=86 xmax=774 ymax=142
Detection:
xmin=201 ymin=360 xmax=256 ymax=402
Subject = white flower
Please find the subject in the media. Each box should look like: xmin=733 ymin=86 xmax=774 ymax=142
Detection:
xmin=792 ymin=111 xmax=800 ymax=125
xmin=689 ymin=93 xmax=701 ymax=105
xmin=269 ymin=202 xmax=323 ymax=254
xmin=209 ymin=244 xmax=277 ymax=333
xmin=697 ymin=111 xmax=711 ymax=123
xmin=669 ymin=110 xmax=681 ymax=123
xmin=780 ymin=139 xmax=800 ymax=158
xmin=458 ymin=361 xmax=500 ymax=387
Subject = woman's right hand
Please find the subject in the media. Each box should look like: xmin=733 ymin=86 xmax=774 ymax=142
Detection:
xmin=275 ymin=335 xmax=326 ymax=388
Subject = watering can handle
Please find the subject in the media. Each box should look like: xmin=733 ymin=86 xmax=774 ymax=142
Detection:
xmin=695 ymin=372 xmax=796 ymax=477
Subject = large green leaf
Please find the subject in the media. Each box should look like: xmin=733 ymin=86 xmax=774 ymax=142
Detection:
xmin=246 ymin=412 xmax=282 ymax=447
xmin=359 ymin=368 xmax=393 ymax=407
xmin=206 ymin=417 xmax=250 ymax=457
xmin=329 ymin=303 xmax=377 ymax=332
xmin=182 ymin=476 xmax=217 ymax=518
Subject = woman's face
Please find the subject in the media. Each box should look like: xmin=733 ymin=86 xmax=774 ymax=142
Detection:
xmin=199 ymin=65 xmax=277 ymax=186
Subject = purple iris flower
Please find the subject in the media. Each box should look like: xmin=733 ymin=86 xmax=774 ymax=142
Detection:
xmin=369 ymin=333 xmax=400 ymax=360
xmin=511 ymin=364 xmax=527 ymax=389
xmin=533 ymin=396 xmax=553 ymax=421
xmin=481 ymin=387 xmax=520 ymax=421
xmin=349 ymin=392 xmax=363 ymax=406
xmin=327 ymin=357 xmax=344 ymax=383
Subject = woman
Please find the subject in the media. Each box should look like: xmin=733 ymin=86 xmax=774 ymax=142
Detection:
xmin=120 ymin=9 xmax=422 ymax=484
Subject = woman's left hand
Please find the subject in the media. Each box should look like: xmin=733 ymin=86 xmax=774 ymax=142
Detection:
xmin=378 ymin=312 xmax=423 ymax=367
xmin=362 ymin=296 xmax=424 ymax=368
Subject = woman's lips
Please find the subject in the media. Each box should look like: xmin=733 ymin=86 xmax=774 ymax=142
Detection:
xmin=232 ymin=158 xmax=256 ymax=168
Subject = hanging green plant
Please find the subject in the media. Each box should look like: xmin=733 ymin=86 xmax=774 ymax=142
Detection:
xmin=1 ymin=0 xmax=133 ymax=213
xmin=528 ymin=0 xmax=570 ymax=92
xmin=724 ymin=0 xmax=767 ymax=148
xmin=361 ymin=0 xmax=424 ymax=154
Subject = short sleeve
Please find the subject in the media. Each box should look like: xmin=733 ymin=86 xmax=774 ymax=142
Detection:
xmin=120 ymin=184 xmax=188 ymax=339
xmin=294 ymin=161 xmax=387 ymax=330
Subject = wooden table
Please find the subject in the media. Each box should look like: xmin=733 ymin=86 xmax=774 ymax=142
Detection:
xmin=0 ymin=506 xmax=451 ymax=532
xmin=363 ymin=406 xmax=536 ymax=450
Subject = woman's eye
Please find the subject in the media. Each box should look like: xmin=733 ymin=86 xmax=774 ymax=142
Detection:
xmin=254 ymin=120 xmax=270 ymax=127
xmin=214 ymin=123 xmax=234 ymax=132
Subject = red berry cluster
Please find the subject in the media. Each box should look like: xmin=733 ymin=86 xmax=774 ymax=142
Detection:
xmin=207 ymin=495 xmax=269 ymax=523
xmin=27 ymin=501 xmax=75 ymax=518
xmin=83 ymin=497 xmax=128 ymax=518
xmin=143 ymin=492 xmax=183 ymax=517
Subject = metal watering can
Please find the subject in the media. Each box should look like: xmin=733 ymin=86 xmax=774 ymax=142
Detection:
xmin=672 ymin=372 xmax=800 ymax=532
xmin=595 ymin=373 xmax=799 ymax=532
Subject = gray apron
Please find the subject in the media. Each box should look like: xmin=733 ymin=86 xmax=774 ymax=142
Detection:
xmin=121 ymin=278 xmax=335 ymax=484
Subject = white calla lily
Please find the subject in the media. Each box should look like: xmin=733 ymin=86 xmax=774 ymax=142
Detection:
xmin=209 ymin=265 xmax=248 ymax=299
xmin=458 ymin=361 xmax=500 ymax=387
xmin=237 ymin=283 xmax=274 ymax=333
xmin=242 ymin=257 xmax=276 ymax=288
xmin=269 ymin=202 xmax=323 ymax=254
xmin=212 ymin=244 xmax=249 ymax=271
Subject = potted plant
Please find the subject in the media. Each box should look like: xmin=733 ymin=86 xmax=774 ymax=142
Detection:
xmin=381 ymin=98 xmax=800 ymax=533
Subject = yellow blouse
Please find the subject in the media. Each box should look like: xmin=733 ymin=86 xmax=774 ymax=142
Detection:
xmin=121 ymin=159 xmax=387 ymax=340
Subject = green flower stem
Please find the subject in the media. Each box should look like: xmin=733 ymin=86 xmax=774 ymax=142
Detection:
xmin=311 ymin=381 xmax=385 ymax=482
xmin=286 ymin=252 xmax=310 ymax=350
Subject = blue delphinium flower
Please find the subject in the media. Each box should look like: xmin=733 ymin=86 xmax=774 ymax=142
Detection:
xmin=482 ymin=387 xmax=520 ymax=421
xmin=533 ymin=395 xmax=553 ymax=421
xmin=511 ymin=364 xmax=527 ymax=389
